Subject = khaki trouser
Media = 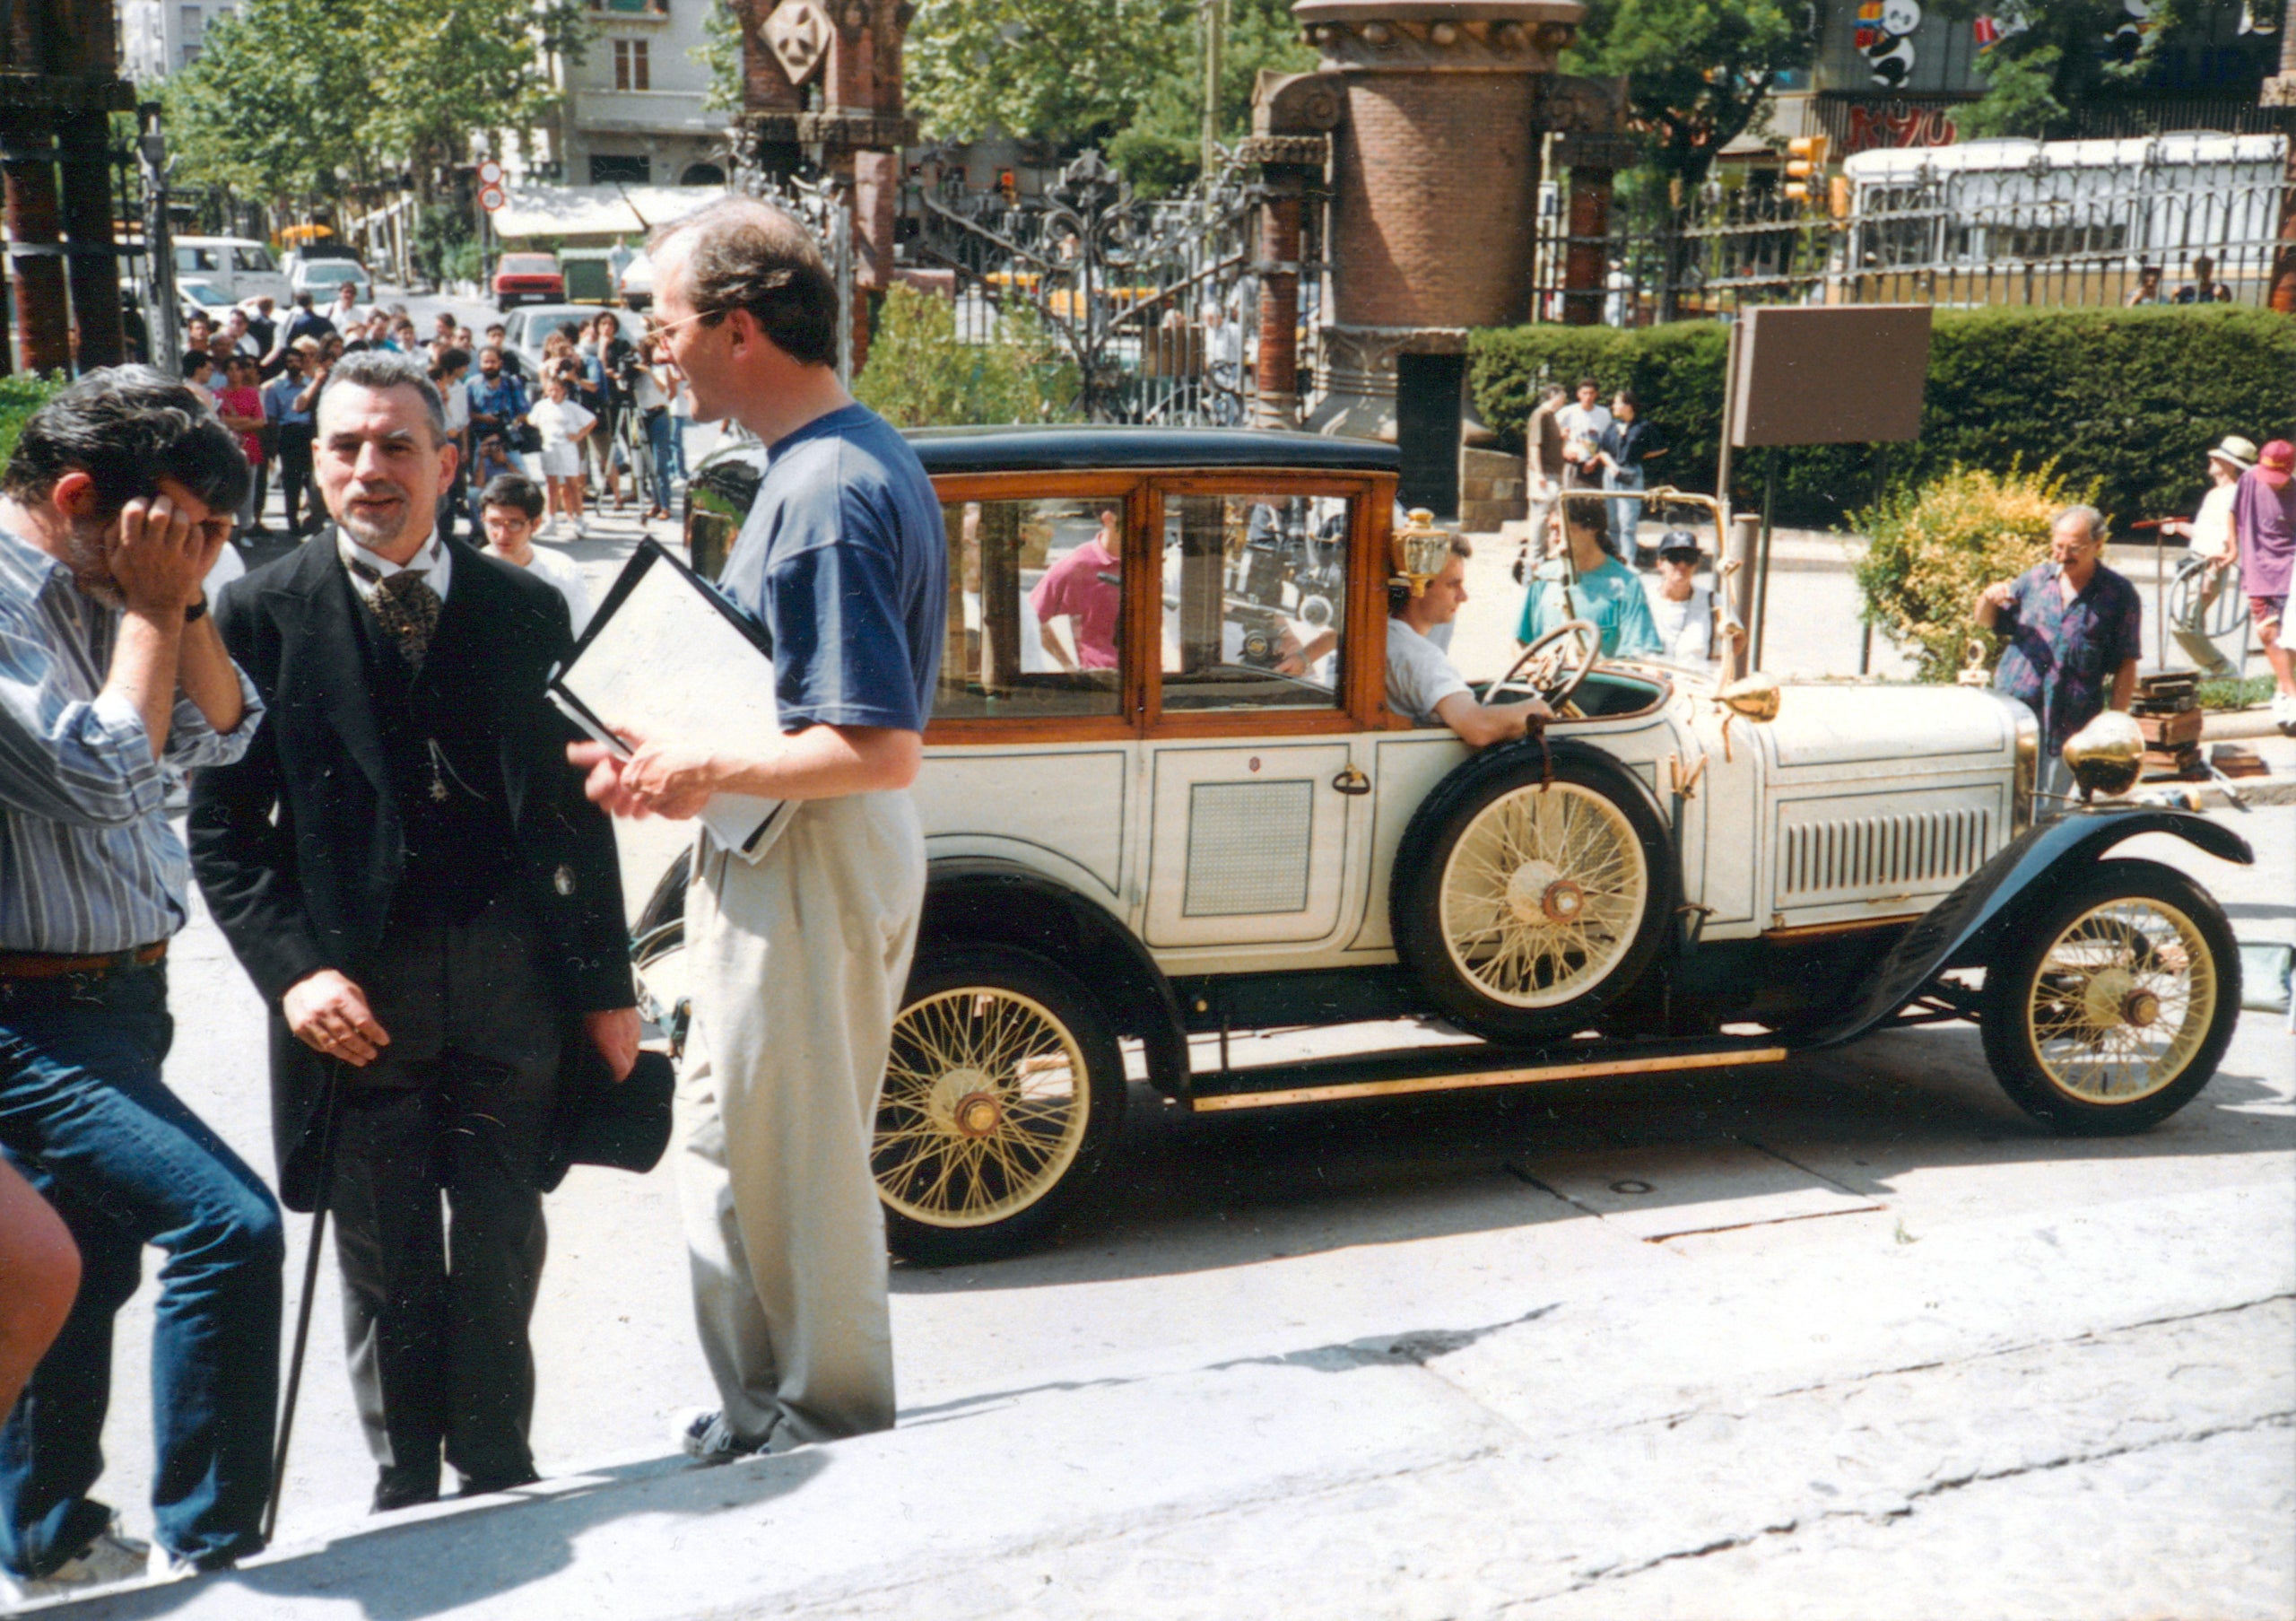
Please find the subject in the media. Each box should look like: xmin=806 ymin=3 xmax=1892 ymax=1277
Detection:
xmin=675 ymin=790 xmax=925 ymax=1448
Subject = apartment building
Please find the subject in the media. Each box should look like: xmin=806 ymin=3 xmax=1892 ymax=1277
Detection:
xmin=547 ymin=0 xmax=726 ymax=187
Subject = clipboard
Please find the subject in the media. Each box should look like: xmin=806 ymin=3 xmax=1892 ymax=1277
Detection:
xmin=550 ymin=538 xmax=789 ymax=860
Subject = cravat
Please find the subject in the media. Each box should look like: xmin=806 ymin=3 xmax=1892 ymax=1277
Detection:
xmin=350 ymin=558 xmax=442 ymax=668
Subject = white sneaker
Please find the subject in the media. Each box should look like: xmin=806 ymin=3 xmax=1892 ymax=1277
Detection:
xmin=574 ymin=518 xmax=588 ymax=539
xmin=0 ymin=1521 xmax=152 ymax=1603
xmin=676 ymin=1407 xmax=770 ymax=1464
xmin=2274 ymin=691 xmax=2296 ymax=736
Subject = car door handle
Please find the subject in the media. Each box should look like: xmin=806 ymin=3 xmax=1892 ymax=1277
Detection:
xmin=1332 ymin=764 xmax=1371 ymax=796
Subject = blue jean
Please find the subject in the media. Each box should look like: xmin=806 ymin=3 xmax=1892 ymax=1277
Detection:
xmin=0 ymin=964 xmax=282 ymax=1575
xmin=1604 ymin=464 xmax=1646 ymax=559
xmin=644 ymin=410 xmax=677 ymax=509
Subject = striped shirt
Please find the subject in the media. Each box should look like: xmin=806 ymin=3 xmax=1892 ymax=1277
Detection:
xmin=0 ymin=522 xmax=263 ymax=952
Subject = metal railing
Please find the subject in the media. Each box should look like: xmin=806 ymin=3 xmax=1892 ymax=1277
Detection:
xmin=1532 ymin=135 xmax=2290 ymax=323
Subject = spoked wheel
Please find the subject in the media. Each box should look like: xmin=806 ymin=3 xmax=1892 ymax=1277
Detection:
xmin=874 ymin=946 xmax=1126 ymax=1265
xmin=1979 ymin=859 xmax=2240 ymax=1134
xmin=1391 ymin=748 xmax=1672 ymax=1044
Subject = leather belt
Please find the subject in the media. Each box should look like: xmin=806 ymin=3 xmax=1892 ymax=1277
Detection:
xmin=0 ymin=941 xmax=168 ymax=980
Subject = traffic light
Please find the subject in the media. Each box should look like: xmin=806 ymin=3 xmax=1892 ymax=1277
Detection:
xmin=1782 ymin=134 xmax=1831 ymax=204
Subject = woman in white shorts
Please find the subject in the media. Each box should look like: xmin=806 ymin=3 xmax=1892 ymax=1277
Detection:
xmin=529 ymin=366 xmax=596 ymax=536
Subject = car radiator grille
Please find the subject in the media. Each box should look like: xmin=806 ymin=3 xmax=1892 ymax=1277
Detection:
xmin=1776 ymin=802 xmax=1994 ymax=904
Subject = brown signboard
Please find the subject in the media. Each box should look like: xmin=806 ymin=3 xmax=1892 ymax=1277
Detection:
xmin=1729 ymin=305 xmax=1932 ymax=448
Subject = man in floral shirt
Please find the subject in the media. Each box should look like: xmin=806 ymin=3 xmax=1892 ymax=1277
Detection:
xmin=1977 ymin=504 xmax=2142 ymax=805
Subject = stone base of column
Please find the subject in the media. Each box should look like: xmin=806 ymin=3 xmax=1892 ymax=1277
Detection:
xmin=1302 ymin=325 xmax=1465 ymax=441
xmin=1252 ymin=390 xmax=1301 ymax=431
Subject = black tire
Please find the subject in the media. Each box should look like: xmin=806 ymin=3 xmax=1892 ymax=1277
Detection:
xmin=1390 ymin=744 xmax=1673 ymax=1044
xmin=1979 ymin=858 xmax=2240 ymax=1135
xmin=876 ymin=945 xmax=1126 ymax=1266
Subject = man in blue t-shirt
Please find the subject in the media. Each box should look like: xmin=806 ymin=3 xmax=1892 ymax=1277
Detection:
xmin=570 ymin=197 xmax=945 ymax=1462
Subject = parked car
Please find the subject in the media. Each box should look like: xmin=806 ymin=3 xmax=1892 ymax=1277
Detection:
xmin=616 ymin=249 xmax=654 ymax=311
xmin=498 ymin=302 xmax=596 ymax=377
xmin=172 ymin=235 xmax=291 ymax=306
xmin=492 ymin=252 xmax=566 ymax=308
xmin=175 ymin=275 xmax=239 ymax=325
xmin=634 ymin=426 xmax=2250 ymax=1266
xmin=290 ymin=257 xmax=370 ymax=307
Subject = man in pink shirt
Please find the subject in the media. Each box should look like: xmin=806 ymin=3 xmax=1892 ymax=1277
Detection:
xmin=1031 ymin=507 xmax=1122 ymax=671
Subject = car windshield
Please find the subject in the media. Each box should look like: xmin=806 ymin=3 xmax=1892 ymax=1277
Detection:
xmin=179 ymin=280 xmax=233 ymax=308
xmin=513 ymin=308 xmax=592 ymax=344
xmin=502 ymin=255 xmax=556 ymax=274
xmin=302 ymin=264 xmax=361 ymax=285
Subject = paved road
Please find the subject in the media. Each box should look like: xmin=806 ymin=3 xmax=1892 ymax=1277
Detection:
xmin=46 ymin=378 xmax=2295 ymax=1617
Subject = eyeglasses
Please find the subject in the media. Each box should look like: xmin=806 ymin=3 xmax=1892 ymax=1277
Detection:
xmin=648 ymin=306 xmax=726 ymax=340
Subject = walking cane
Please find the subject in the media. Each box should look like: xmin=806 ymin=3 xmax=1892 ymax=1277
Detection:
xmin=264 ymin=1059 xmax=346 ymax=1544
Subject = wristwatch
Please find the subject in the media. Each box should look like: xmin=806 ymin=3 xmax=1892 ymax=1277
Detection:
xmin=184 ymin=596 xmax=209 ymax=623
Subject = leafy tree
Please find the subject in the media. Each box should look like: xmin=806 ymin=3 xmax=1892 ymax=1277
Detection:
xmin=856 ymin=283 xmax=1080 ymax=426
xmin=695 ymin=0 xmax=746 ymax=113
xmin=1564 ymin=0 xmax=1813 ymax=187
xmin=1929 ymin=0 xmax=2231 ymax=139
xmin=164 ymin=0 xmax=590 ymax=209
xmin=164 ymin=0 xmax=374 ymax=200
xmin=908 ymin=0 xmax=1313 ymax=193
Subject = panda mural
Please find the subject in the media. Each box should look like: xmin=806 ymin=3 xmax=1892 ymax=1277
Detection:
xmin=1856 ymin=0 xmax=1920 ymax=86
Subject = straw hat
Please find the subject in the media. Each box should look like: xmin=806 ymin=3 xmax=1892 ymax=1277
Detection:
xmin=2207 ymin=435 xmax=2257 ymax=473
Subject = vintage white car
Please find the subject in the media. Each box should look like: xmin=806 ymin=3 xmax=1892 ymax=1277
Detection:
xmin=642 ymin=426 xmax=2249 ymax=1264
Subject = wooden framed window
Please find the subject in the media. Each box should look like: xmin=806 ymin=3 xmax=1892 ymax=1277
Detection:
xmin=922 ymin=468 xmax=1395 ymax=745
xmin=613 ymin=38 xmax=650 ymax=90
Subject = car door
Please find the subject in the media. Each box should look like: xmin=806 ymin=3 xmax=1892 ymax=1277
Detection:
xmin=1138 ymin=478 xmax=1381 ymax=957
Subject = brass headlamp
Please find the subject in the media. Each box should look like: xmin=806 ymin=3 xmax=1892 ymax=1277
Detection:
xmin=2061 ymin=710 xmax=2145 ymax=801
xmin=1390 ymin=508 xmax=1452 ymax=597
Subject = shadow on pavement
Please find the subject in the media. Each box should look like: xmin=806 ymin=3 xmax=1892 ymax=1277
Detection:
xmin=891 ymin=1018 xmax=2294 ymax=1296
xmin=66 ymin=1450 xmax=828 ymax=1621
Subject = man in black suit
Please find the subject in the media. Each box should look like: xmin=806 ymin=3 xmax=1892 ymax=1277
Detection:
xmin=188 ymin=350 xmax=639 ymax=1512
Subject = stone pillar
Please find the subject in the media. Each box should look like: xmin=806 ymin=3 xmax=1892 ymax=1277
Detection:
xmin=1290 ymin=0 xmax=1580 ymax=439
xmin=736 ymin=1 xmax=917 ymax=375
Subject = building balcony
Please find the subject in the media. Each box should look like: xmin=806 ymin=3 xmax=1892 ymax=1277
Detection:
xmin=570 ymin=87 xmax=715 ymax=136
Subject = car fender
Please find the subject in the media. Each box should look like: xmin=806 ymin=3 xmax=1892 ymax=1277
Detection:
xmin=918 ymin=857 xmax=1191 ymax=1100
xmin=1791 ymin=804 xmax=2252 ymax=1050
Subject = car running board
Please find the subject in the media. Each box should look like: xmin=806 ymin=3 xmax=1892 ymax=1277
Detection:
xmin=1187 ymin=1034 xmax=1791 ymax=1113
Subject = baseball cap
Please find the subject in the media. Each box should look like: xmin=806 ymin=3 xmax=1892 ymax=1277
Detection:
xmin=2207 ymin=435 xmax=2256 ymax=473
xmin=2256 ymin=440 xmax=2292 ymax=488
xmin=1655 ymin=529 xmax=1703 ymax=560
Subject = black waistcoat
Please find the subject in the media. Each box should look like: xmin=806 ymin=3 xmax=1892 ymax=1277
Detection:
xmin=348 ymin=577 xmax=520 ymax=928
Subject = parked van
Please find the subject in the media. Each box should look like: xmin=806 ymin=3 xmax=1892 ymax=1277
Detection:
xmin=172 ymin=236 xmax=291 ymax=305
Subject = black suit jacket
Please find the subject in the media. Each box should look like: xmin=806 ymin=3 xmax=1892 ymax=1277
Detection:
xmin=188 ymin=531 xmax=632 ymax=1210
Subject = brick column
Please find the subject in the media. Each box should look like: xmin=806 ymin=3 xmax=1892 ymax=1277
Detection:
xmin=1561 ymin=163 xmax=1613 ymax=327
xmin=3 ymin=118 xmax=72 ymax=374
xmin=2265 ymin=0 xmax=2296 ymax=314
xmin=1240 ymin=135 xmax=1326 ymax=430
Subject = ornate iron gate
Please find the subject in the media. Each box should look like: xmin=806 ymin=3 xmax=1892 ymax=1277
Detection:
xmin=903 ymin=150 xmax=1274 ymax=426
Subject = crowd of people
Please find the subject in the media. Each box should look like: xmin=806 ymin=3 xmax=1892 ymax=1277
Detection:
xmin=170 ymin=291 xmax=693 ymax=558
xmin=0 ymin=199 xmax=945 ymax=1604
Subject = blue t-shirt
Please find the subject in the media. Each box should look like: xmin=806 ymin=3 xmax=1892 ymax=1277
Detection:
xmin=1517 ymin=554 xmax=1663 ymax=658
xmin=718 ymin=404 xmax=946 ymax=734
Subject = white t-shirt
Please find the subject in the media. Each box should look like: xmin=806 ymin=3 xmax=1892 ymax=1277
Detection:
xmin=1557 ymin=401 xmax=1613 ymax=460
xmin=1386 ymin=618 xmax=1471 ymax=725
xmin=440 ymin=376 xmax=470 ymax=435
xmin=513 ymin=544 xmax=596 ymax=636
xmin=529 ymin=396 xmax=596 ymax=451
xmin=1648 ymin=583 xmax=1712 ymax=664
xmin=2189 ymin=482 xmax=2236 ymax=562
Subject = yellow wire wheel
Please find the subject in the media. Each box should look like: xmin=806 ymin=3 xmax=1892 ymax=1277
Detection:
xmin=1981 ymin=858 xmax=2239 ymax=1135
xmin=1393 ymin=748 xmax=1672 ymax=1043
xmin=874 ymin=946 xmax=1125 ymax=1265
xmin=1439 ymin=780 xmax=1650 ymax=1009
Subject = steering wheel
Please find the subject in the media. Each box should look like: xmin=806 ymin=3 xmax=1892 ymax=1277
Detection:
xmin=1489 ymin=619 xmax=1602 ymax=715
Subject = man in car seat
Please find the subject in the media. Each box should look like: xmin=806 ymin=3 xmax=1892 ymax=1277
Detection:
xmin=1387 ymin=535 xmax=1552 ymax=747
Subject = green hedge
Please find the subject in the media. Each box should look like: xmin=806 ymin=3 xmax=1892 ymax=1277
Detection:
xmin=1468 ymin=306 xmax=2296 ymax=529
xmin=0 ymin=372 xmax=67 ymax=475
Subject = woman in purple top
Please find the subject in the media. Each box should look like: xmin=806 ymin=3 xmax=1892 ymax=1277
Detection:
xmin=1977 ymin=505 xmax=2143 ymax=802
xmin=2232 ymin=439 xmax=2296 ymax=733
